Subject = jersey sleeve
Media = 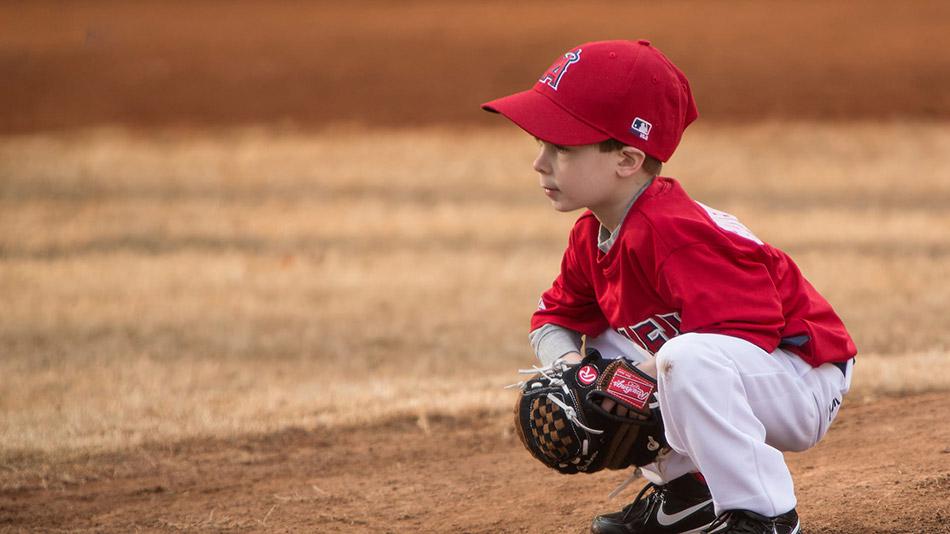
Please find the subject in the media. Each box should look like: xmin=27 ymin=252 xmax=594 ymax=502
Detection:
xmin=655 ymin=243 xmax=785 ymax=353
xmin=530 ymin=225 xmax=610 ymax=337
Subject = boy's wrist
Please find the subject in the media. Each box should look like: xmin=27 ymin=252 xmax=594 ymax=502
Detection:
xmin=557 ymin=351 xmax=583 ymax=365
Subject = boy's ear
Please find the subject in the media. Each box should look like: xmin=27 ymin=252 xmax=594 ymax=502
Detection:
xmin=616 ymin=146 xmax=646 ymax=177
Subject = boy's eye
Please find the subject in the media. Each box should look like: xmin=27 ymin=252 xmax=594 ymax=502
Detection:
xmin=535 ymin=138 xmax=569 ymax=153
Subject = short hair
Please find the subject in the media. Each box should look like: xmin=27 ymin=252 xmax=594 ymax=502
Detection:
xmin=598 ymin=138 xmax=663 ymax=177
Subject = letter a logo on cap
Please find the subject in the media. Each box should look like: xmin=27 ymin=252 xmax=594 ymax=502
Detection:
xmin=539 ymin=49 xmax=582 ymax=91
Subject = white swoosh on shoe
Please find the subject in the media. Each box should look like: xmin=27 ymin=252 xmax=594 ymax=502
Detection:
xmin=655 ymin=499 xmax=714 ymax=527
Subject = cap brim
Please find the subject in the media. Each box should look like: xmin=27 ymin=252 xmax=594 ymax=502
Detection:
xmin=481 ymin=88 xmax=610 ymax=146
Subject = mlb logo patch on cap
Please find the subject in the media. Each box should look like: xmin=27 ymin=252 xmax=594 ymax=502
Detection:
xmin=630 ymin=117 xmax=652 ymax=140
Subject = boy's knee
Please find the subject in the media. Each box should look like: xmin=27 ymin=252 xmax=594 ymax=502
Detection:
xmin=655 ymin=333 xmax=729 ymax=385
xmin=656 ymin=333 xmax=700 ymax=374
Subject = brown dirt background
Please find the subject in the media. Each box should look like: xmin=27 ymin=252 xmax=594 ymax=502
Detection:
xmin=2 ymin=2 xmax=950 ymax=533
xmin=3 ymin=395 xmax=950 ymax=534
xmin=2 ymin=0 xmax=950 ymax=133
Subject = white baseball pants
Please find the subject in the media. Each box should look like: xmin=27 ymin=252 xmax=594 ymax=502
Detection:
xmin=586 ymin=330 xmax=853 ymax=517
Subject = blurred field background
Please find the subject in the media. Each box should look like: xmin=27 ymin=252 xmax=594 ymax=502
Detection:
xmin=2 ymin=0 xmax=950 ymax=465
xmin=3 ymin=123 xmax=949 ymax=461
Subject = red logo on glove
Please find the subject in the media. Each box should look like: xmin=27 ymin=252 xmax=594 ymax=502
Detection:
xmin=577 ymin=365 xmax=598 ymax=386
xmin=606 ymin=367 xmax=654 ymax=411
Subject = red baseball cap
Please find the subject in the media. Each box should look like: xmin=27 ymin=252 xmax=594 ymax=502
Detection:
xmin=481 ymin=40 xmax=698 ymax=162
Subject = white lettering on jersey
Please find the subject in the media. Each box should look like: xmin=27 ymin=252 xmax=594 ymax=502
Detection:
xmin=696 ymin=202 xmax=763 ymax=245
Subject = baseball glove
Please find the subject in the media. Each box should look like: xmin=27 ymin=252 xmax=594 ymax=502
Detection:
xmin=511 ymin=349 xmax=667 ymax=474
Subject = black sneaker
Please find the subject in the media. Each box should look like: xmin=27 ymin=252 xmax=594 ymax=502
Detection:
xmin=702 ymin=509 xmax=802 ymax=534
xmin=591 ymin=473 xmax=719 ymax=533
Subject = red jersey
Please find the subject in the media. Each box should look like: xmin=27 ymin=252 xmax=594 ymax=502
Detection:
xmin=531 ymin=177 xmax=857 ymax=367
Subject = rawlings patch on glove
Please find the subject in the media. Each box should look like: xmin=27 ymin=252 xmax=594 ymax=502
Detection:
xmin=511 ymin=349 xmax=667 ymax=474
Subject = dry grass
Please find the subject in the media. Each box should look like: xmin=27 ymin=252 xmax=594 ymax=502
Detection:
xmin=1 ymin=122 xmax=949 ymax=460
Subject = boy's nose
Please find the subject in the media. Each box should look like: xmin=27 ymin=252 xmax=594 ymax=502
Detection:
xmin=532 ymin=151 xmax=550 ymax=174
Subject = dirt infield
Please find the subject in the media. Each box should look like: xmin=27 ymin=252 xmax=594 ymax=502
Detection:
xmin=3 ymin=0 xmax=950 ymax=133
xmin=2 ymin=393 xmax=949 ymax=533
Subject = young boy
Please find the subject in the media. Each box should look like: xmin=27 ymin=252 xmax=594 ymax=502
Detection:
xmin=482 ymin=40 xmax=856 ymax=534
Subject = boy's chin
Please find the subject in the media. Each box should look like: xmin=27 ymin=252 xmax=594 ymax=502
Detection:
xmin=550 ymin=201 xmax=582 ymax=213
xmin=551 ymin=202 xmax=584 ymax=213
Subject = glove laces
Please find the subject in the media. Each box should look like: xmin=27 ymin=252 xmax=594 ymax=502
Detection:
xmin=505 ymin=361 xmax=604 ymax=435
xmin=503 ymin=360 xmax=566 ymax=390
xmin=545 ymin=393 xmax=603 ymax=435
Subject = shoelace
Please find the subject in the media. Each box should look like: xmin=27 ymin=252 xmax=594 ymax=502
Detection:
xmin=703 ymin=511 xmax=770 ymax=534
xmin=607 ymin=467 xmax=643 ymax=500
xmin=618 ymin=481 xmax=661 ymax=523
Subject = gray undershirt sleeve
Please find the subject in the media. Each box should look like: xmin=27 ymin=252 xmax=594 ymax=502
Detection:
xmin=529 ymin=323 xmax=583 ymax=367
